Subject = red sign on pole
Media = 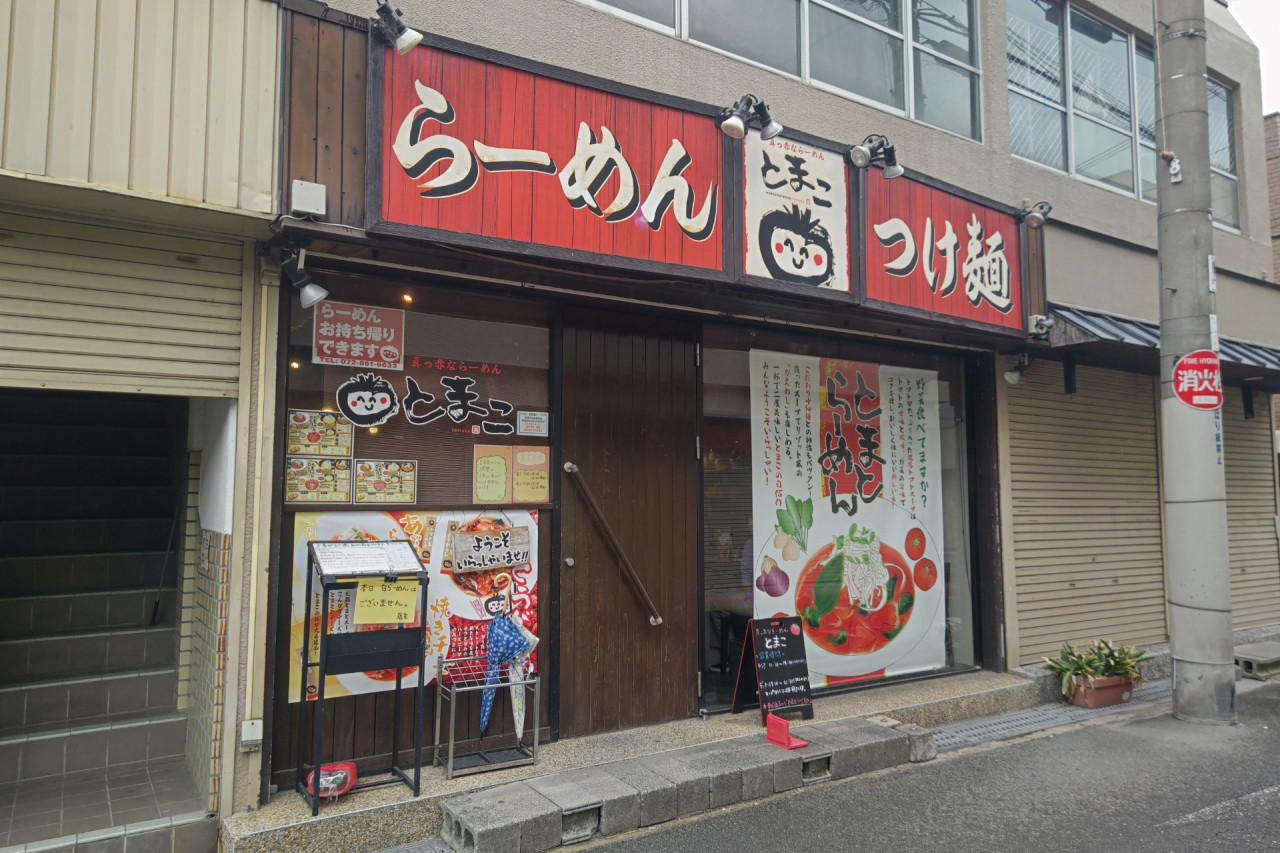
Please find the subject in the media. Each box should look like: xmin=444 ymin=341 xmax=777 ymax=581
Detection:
xmin=1172 ymin=349 xmax=1223 ymax=410
xmin=313 ymin=300 xmax=405 ymax=371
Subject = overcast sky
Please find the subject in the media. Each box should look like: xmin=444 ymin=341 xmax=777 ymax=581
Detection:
xmin=1228 ymin=0 xmax=1280 ymax=113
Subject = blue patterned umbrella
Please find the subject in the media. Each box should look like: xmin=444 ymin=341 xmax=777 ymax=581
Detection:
xmin=479 ymin=612 xmax=534 ymax=733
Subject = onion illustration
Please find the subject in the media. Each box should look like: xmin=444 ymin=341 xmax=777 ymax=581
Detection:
xmin=756 ymin=556 xmax=790 ymax=597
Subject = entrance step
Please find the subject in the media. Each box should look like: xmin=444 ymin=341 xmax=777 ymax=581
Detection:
xmin=0 ymin=588 xmax=178 ymax=639
xmin=1234 ymin=641 xmax=1280 ymax=680
xmin=0 ymin=667 xmax=176 ymax=731
xmin=437 ymin=717 xmax=920 ymax=853
xmin=0 ymin=518 xmax=172 ymax=558
xmin=0 ymin=758 xmax=211 ymax=851
xmin=0 ymin=626 xmax=175 ymax=683
xmin=0 ymin=552 xmax=169 ymax=596
xmin=0 ymin=711 xmax=187 ymax=783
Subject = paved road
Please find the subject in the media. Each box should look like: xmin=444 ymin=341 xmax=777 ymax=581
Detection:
xmin=579 ymin=679 xmax=1280 ymax=853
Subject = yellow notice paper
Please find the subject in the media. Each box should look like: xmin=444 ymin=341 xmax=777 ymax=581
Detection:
xmin=353 ymin=580 xmax=418 ymax=625
xmin=473 ymin=445 xmax=512 ymax=503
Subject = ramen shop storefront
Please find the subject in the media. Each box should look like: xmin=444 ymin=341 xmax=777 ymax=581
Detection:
xmin=266 ymin=30 xmax=1035 ymax=780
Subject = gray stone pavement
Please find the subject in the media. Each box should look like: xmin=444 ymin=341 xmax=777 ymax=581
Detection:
xmin=572 ymin=678 xmax=1280 ymax=853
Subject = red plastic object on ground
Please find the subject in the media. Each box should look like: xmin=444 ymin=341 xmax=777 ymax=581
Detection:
xmin=766 ymin=713 xmax=809 ymax=750
xmin=306 ymin=761 xmax=358 ymax=799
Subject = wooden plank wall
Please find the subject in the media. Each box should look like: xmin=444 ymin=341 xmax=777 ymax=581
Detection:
xmin=1007 ymin=361 xmax=1167 ymax=663
xmin=1224 ymin=386 xmax=1280 ymax=627
xmin=281 ymin=10 xmax=367 ymax=226
xmin=0 ymin=0 xmax=277 ymax=212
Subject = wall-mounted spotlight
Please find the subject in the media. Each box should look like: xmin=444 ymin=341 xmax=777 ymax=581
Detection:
xmin=282 ymin=250 xmax=328 ymax=309
xmin=1003 ymin=354 xmax=1034 ymax=385
xmin=1019 ymin=201 xmax=1053 ymax=229
xmin=374 ymin=1 xmax=423 ymax=55
xmin=847 ymin=135 xmax=903 ymax=179
xmin=718 ymin=94 xmax=783 ymax=140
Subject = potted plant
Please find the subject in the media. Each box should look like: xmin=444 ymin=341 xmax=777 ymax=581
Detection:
xmin=1043 ymin=638 xmax=1146 ymax=709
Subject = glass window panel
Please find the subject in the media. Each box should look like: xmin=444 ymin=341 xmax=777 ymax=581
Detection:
xmin=1207 ymin=79 xmax=1235 ymax=174
xmin=1070 ymin=9 xmax=1131 ymax=131
xmin=824 ymin=0 xmax=901 ymax=32
xmin=1139 ymin=143 xmax=1157 ymax=202
xmin=1009 ymin=90 xmax=1065 ymax=170
xmin=1073 ymin=115 xmax=1134 ymax=191
xmin=1135 ymin=45 xmax=1156 ymax=145
xmin=1211 ymin=172 xmax=1239 ymax=229
xmin=914 ymin=0 xmax=974 ymax=65
xmin=597 ymin=0 xmax=676 ymax=27
xmin=1006 ymin=0 xmax=1063 ymax=103
xmin=811 ymin=4 xmax=905 ymax=110
xmin=689 ymin=0 xmax=800 ymax=75
xmin=915 ymin=52 xmax=979 ymax=138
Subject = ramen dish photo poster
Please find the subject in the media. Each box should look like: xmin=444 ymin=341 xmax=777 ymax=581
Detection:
xmin=288 ymin=510 xmax=539 ymax=701
xmin=749 ymin=351 xmax=944 ymax=686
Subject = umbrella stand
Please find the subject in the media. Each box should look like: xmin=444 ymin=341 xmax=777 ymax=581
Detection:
xmin=432 ymin=651 xmax=540 ymax=779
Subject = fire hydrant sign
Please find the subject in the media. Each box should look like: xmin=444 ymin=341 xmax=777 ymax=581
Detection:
xmin=313 ymin=300 xmax=405 ymax=371
xmin=1172 ymin=349 xmax=1223 ymax=410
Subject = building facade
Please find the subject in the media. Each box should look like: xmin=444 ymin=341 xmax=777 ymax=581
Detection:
xmin=0 ymin=1 xmax=282 ymax=850
xmin=246 ymin=0 xmax=1280 ymax=801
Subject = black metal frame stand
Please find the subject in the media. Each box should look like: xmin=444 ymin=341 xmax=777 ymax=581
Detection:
xmin=295 ymin=543 xmax=429 ymax=815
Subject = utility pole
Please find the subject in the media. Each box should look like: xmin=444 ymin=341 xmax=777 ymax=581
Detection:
xmin=1155 ymin=0 xmax=1236 ymax=724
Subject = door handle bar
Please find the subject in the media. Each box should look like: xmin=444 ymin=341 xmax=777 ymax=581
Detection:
xmin=562 ymin=461 xmax=663 ymax=627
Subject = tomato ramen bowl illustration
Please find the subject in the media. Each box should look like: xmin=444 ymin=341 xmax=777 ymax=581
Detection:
xmin=794 ymin=536 xmax=915 ymax=656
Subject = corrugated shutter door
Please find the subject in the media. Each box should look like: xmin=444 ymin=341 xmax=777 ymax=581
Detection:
xmin=0 ymin=211 xmax=243 ymax=397
xmin=1223 ymin=387 xmax=1280 ymax=627
xmin=1008 ymin=362 xmax=1166 ymax=664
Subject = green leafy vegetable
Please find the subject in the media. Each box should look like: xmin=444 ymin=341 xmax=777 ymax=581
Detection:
xmin=826 ymin=630 xmax=848 ymax=646
xmin=775 ymin=495 xmax=813 ymax=551
xmin=883 ymin=624 xmax=904 ymax=641
xmin=897 ymin=592 xmax=914 ymax=615
xmin=801 ymin=606 xmax=821 ymax=629
xmin=812 ymin=553 xmax=845 ymax=618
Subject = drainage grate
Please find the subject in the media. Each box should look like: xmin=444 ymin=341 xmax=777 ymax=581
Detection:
xmin=933 ymin=680 xmax=1173 ymax=751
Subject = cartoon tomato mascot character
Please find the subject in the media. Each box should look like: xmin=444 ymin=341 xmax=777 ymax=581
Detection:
xmin=335 ymin=373 xmax=400 ymax=427
xmin=758 ymin=205 xmax=836 ymax=287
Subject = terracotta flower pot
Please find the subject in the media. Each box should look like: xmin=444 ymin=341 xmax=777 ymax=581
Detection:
xmin=1068 ymin=675 xmax=1135 ymax=708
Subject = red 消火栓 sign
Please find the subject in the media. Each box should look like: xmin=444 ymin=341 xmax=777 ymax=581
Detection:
xmin=863 ymin=169 xmax=1024 ymax=331
xmin=1172 ymin=349 xmax=1223 ymax=410
xmin=379 ymin=45 xmax=723 ymax=271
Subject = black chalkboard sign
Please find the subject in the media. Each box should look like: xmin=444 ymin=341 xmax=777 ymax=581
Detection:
xmin=730 ymin=616 xmax=814 ymax=724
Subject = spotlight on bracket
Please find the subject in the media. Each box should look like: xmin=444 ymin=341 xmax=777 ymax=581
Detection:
xmin=1003 ymin=354 xmax=1034 ymax=385
xmin=374 ymin=1 xmax=423 ymax=55
xmin=1020 ymin=201 xmax=1053 ymax=230
xmin=718 ymin=94 xmax=783 ymax=140
xmin=846 ymin=134 xmax=903 ymax=179
xmin=282 ymin=250 xmax=328 ymax=309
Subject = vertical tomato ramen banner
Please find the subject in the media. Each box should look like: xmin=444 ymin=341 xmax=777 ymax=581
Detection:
xmin=749 ymin=351 xmax=946 ymax=685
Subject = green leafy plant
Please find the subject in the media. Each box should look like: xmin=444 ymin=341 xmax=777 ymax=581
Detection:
xmin=775 ymin=495 xmax=813 ymax=551
xmin=1043 ymin=638 xmax=1146 ymax=698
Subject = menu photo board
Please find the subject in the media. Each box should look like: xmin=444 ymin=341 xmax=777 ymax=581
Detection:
xmin=731 ymin=616 xmax=814 ymax=724
xmin=287 ymin=409 xmax=354 ymax=457
xmin=285 ymin=457 xmax=352 ymax=503
xmin=354 ymin=459 xmax=417 ymax=504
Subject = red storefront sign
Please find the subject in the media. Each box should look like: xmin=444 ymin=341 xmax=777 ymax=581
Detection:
xmin=1172 ymin=349 xmax=1223 ymax=410
xmin=379 ymin=46 xmax=723 ymax=271
xmin=864 ymin=169 xmax=1023 ymax=331
xmin=313 ymin=300 xmax=405 ymax=371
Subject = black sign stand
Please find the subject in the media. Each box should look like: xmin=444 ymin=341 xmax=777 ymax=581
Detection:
xmin=730 ymin=616 xmax=815 ymax=725
xmin=295 ymin=541 xmax=429 ymax=816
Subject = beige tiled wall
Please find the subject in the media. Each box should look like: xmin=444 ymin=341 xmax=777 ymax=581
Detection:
xmin=184 ymin=525 xmax=232 ymax=814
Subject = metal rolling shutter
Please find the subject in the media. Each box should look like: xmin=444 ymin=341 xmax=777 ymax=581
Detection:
xmin=1223 ymin=387 xmax=1280 ymax=627
xmin=1009 ymin=361 xmax=1166 ymax=664
xmin=0 ymin=211 xmax=244 ymax=397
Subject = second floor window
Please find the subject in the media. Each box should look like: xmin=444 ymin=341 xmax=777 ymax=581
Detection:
xmin=1006 ymin=0 xmax=1238 ymax=228
xmin=590 ymin=0 xmax=983 ymax=140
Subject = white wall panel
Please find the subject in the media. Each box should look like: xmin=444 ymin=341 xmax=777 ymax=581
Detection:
xmin=0 ymin=0 xmax=278 ymax=213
